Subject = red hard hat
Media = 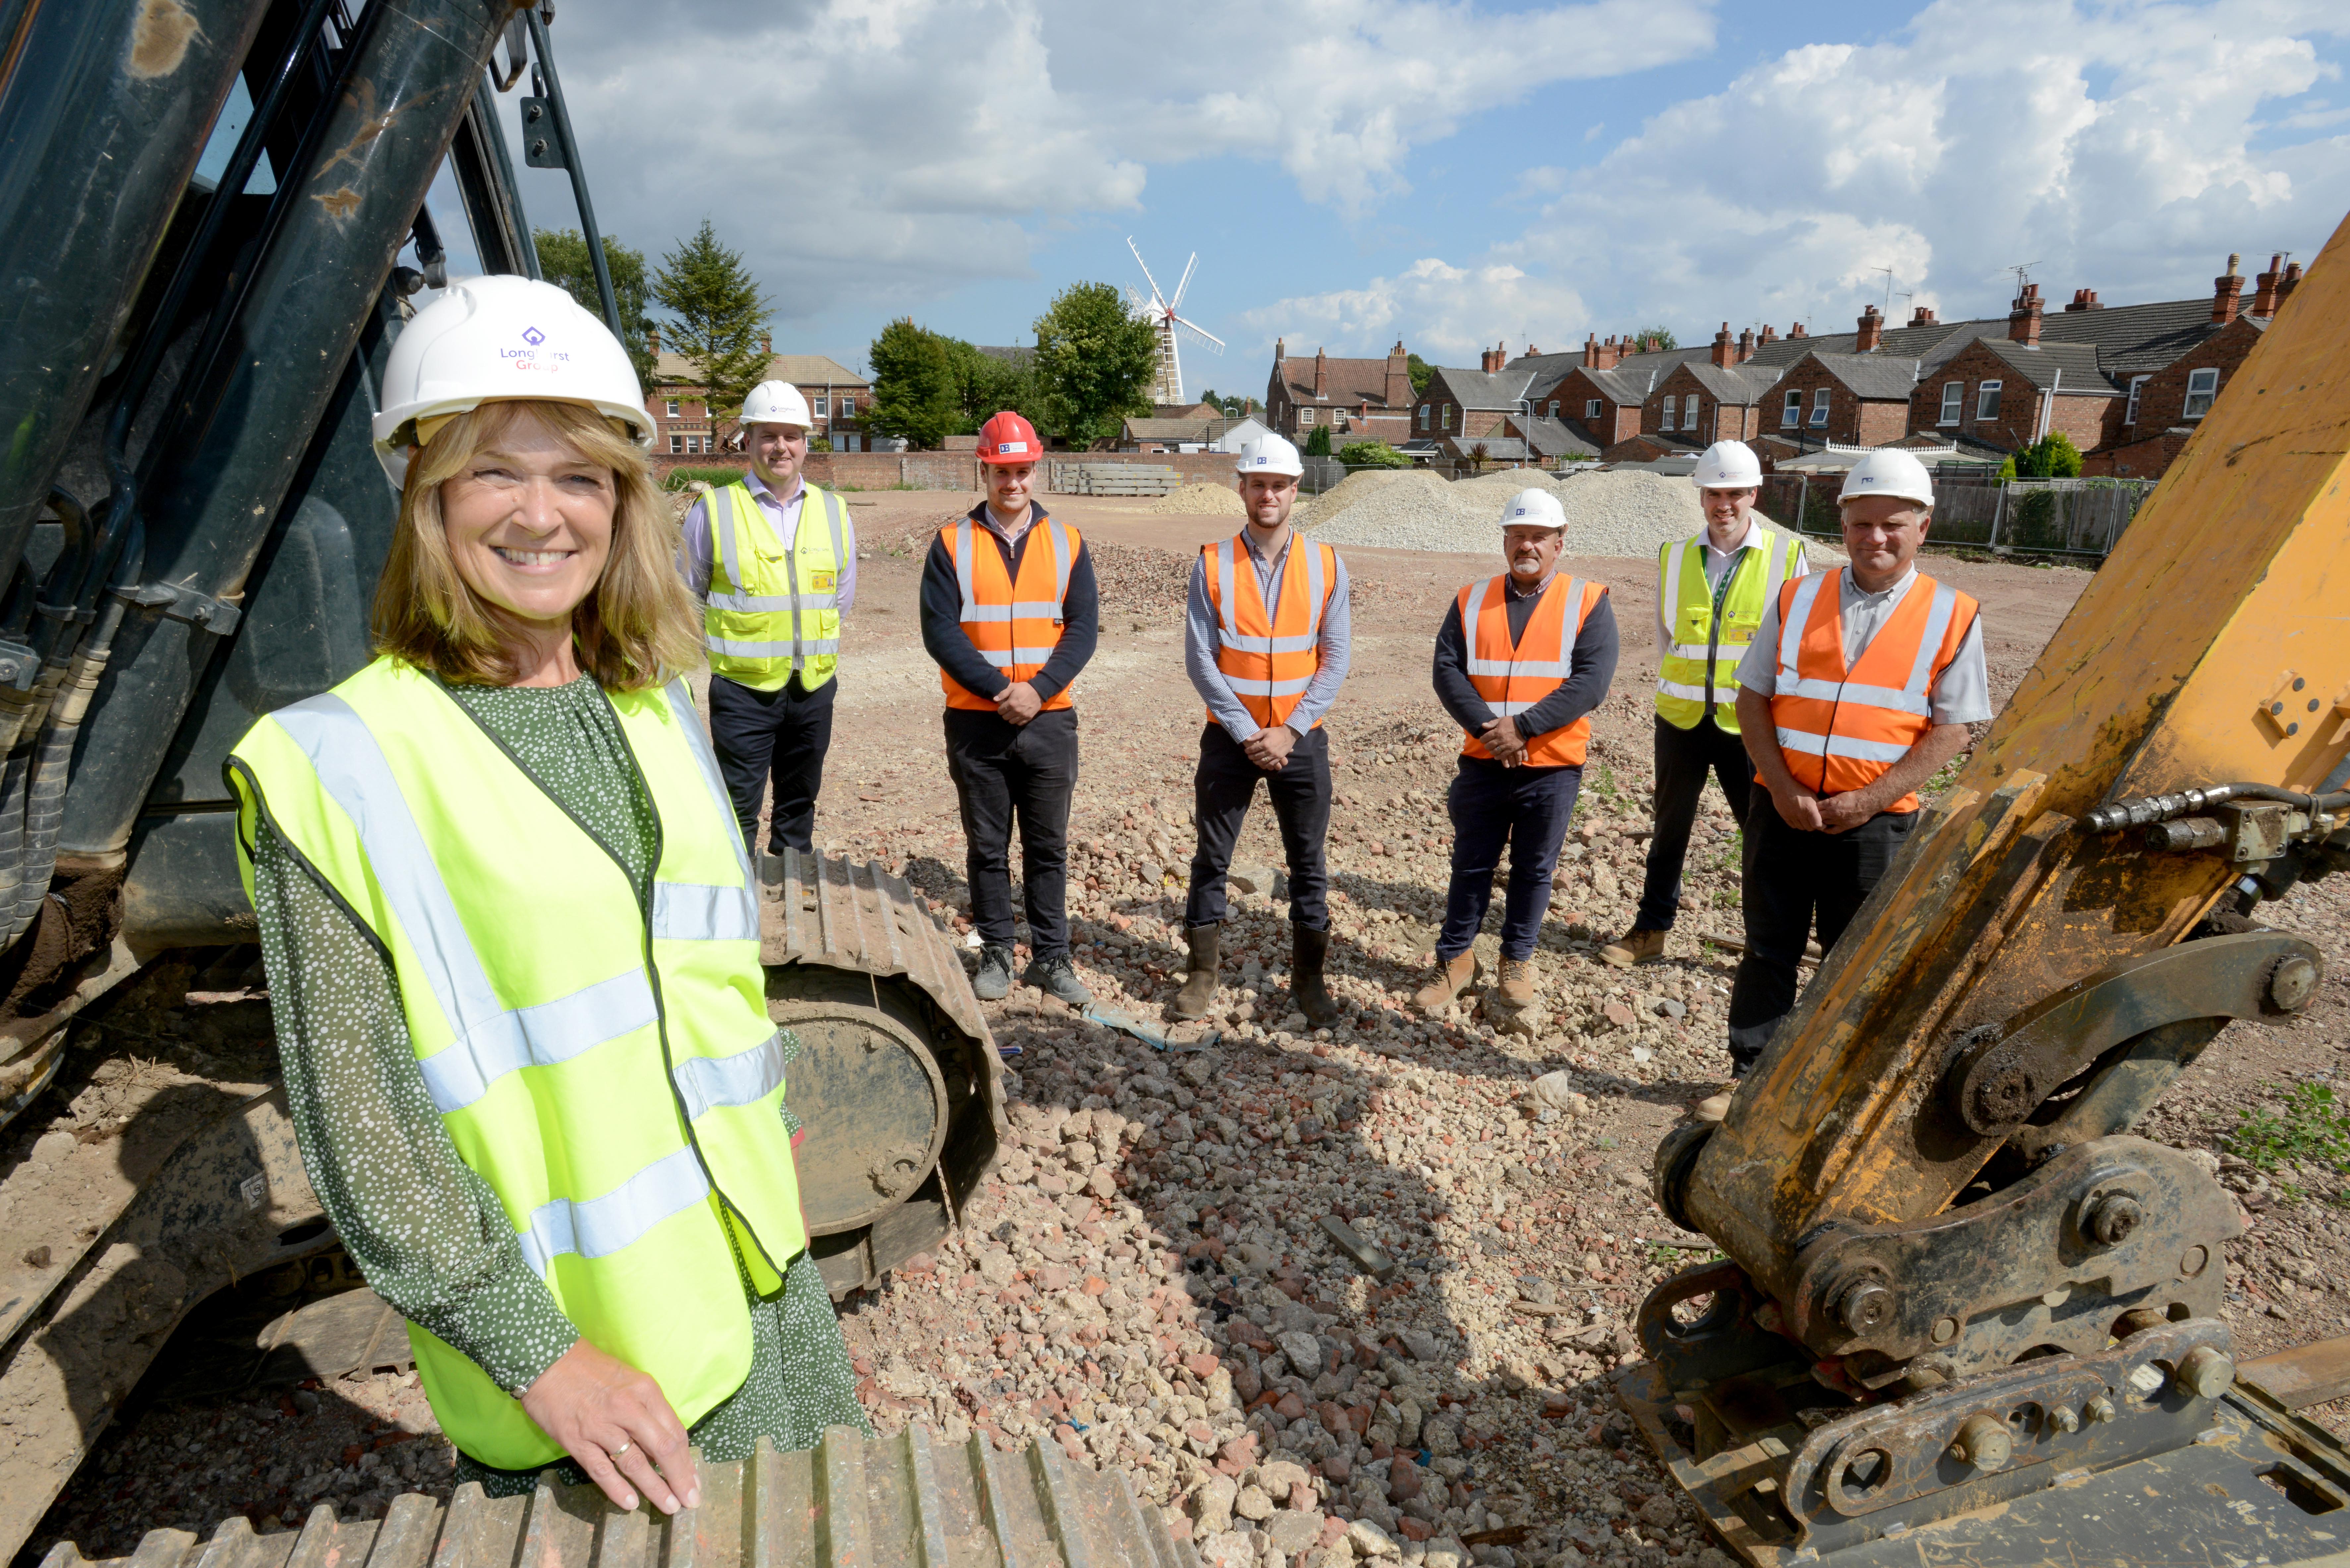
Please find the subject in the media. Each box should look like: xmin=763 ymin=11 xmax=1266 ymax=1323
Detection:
xmin=977 ymin=411 xmax=1042 ymax=465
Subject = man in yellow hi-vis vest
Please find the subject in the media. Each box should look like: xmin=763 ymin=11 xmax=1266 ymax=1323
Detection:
xmin=1601 ymin=440 xmax=1807 ymax=968
xmin=680 ymin=379 xmax=854 ymax=857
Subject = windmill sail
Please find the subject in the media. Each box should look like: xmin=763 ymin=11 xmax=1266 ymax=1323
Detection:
xmin=1128 ymin=237 xmax=1222 ymax=406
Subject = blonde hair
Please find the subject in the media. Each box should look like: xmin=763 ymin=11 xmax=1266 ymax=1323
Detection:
xmin=373 ymin=400 xmax=699 ymax=690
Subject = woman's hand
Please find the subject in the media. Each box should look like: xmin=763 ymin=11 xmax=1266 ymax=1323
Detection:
xmin=520 ymin=1339 xmax=700 ymax=1514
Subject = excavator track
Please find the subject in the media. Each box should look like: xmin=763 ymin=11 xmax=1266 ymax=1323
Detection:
xmin=38 ymin=1424 xmax=1199 ymax=1568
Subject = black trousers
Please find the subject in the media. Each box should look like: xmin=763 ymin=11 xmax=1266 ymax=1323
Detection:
xmin=1183 ymin=724 xmax=1331 ymax=931
xmin=944 ymin=707 xmax=1078 ymax=956
xmin=1438 ymin=757 xmax=1582 ymax=962
xmin=708 ymin=672 xmax=836 ymax=857
xmin=1634 ymin=711 xmax=1754 ymax=931
xmin=1725 ymin=796 xmax=1917 ymax=1072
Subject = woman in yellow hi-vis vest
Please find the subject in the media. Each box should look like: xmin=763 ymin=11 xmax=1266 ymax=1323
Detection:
xmin=225 ymin=277 xmax=866 ymax=1515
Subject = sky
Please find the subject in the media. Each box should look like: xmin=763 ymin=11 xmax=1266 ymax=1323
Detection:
xmin=415 ymin=0 xmax=2350 ymax=395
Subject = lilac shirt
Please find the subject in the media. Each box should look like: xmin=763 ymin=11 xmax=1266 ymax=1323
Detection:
xmin=678 ymin=468 xmax=858 ymax=613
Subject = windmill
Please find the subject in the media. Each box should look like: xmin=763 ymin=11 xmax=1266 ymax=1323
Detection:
xmin=1125 ymin=237 xmax=1223 ymax=407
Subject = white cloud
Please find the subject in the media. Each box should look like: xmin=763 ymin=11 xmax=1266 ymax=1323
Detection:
xmin=530 ymin=0 xmax=1715 ymax=326
xmin=1241 ymin=258 xmax=1588 ymax=362
xmin=1272 ymin=0 xmax=2350 ymax=360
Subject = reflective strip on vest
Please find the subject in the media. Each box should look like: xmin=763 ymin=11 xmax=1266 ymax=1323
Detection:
xmin=943 ymin=517 xmax=1081 ymax=710
xmin=516 ymin=1145 xmax=710 ymax=1279
xmin=704 ymin=484 xmax=846 ymax=682
xmin=1207 ymin=535 xmax=1334 ymax=728
xmin=1461 ymin=576 xmax=1580 ymax=679
xmin=1767 ymin=569 xmax=1975 ymax=811
xmin=1656 ymin=525 xmax=1795 ymax=733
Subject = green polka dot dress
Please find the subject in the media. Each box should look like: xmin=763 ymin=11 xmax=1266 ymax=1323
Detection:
xmin=246 ymin=670 xmax=868 ymax=1496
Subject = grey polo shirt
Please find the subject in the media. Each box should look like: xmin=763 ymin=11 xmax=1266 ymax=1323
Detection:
xmin=1735 ymin=565 xmax=1992 ymax=726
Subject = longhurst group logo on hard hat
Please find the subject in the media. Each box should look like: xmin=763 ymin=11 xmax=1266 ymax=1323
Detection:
xmin=997 ymin=440 xmax=1029 ymax=455
xmin=522 ymin=326 xmax=545 ymax=346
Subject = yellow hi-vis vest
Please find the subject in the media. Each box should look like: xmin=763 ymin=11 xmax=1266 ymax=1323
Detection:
xmin=703 ymin=478 xmax=846 ymax=692
xmin=225 ymin=656 xmax=806 ymax=1471
xmin=1654 ymin=523 xmax=1805 ymax=733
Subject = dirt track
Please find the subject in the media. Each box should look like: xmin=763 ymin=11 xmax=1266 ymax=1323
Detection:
xmin=23 ymin=490 xmax=2350 ymax=1568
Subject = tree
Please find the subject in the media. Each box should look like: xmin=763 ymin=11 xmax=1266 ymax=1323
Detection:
xmin=1339 ymin=440 xmax=1409 ymax=469
xmin=1033 ymin=281 xmax=1159 ymax=447
xmin=1406 ymin=354 xmax=1434 ymax=397
xmin=2013 ymin=431 xmax=2084 ymax=479
xmin=1467 ymin=440 xmax=1490 ymax=473
xmin=652 ymin=220 xmax=772 ymax=435
xmin=866 ymin=319 xmax=958 ymax=449
xmin=535 ymin=229 xmax=654 ymax=383
xmin=941 ymin=338 xmax=1045 ymax=433
xmin=1632 ymin=325 xmax=1678 ymax=352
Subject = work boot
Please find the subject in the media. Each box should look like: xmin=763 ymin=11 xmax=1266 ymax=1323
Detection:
xmin=1169 ymin=924 xmax=1222 ymax=1020
xmin=1496 ymin=956 xmax=1537 ymax=1006
xmin=1691 ymin=1080 xmax=1737 ymax=1124
xmin=1412 ymin=951 xmax=1483 ymax=1013
xmin=973 ymin=943 xmax=1014 ymax=1001
xmin=1023 ymin=952 xmax=1094 ymax=1008
xmin=1599 ymin=928 xmax=1667 ymax=969
xmin=1290 ymin=924 xmax=1345 ymax=1030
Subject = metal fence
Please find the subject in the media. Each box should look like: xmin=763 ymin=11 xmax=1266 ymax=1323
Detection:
xmin=1756 ymin=473 xmax=2158 ymax=557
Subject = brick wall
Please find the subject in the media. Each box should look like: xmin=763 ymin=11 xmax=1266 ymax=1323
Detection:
xmin=2081 ymin=428 xmax=2193 ymax=479
xmin=2046 ymin=393 xmax=2115 ymax=455
xmin=1761 ymin=360 xmax=1870 ymax=444
xmin=1905 ymin=342 xmax=2039 ymax=450
xmin=2115 ymin=317 xmax=2260 ymax=445
xmin=1547 ymin=369 xmax=1644 ymax=447
xmin=1856 ymin=399 xmax=1911 ymax=447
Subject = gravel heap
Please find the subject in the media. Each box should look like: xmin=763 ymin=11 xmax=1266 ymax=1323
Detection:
xmin=1303 ymin=471 xmax=1844 ymax=565
xmin=1154 ymin=482 xmax=1248 ymax=517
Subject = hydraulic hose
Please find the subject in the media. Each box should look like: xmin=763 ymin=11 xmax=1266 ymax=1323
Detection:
xmin=2080 ymin=783 xmax=2350 ymax=833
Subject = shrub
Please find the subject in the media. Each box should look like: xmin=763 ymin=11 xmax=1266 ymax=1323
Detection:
xmin=1303 ymin=424 xmax=1332 ymax=457
xmin=1339 ymin=441 xmax=1410 ymax=469
xmin=660 ymin=464 xmax=749 ymax=491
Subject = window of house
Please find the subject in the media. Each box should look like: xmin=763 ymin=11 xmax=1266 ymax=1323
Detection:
xmin=813 ymin=396 xmax=829 ymax=418
xmin=2183 ymin=366 xmax=2219 ymax=419
xmin=683 ymin=435 xmax=699 ymax=455
xmin=1442 ymin=405 xmax=1453 ymax=429
xmin=2126 ymin=375 xmax=2149 ymax=424
xmin=1658 ymin=400 xmax=1675 ymax=432
xmin=839 ymin=395 xmax=854 ymax=416
xmin=1335 ymin=411 xmax=1350 ymax=431
xmin=1782 ymin=390 xmax=1801 ymax=428
xmin=1976 ymin=380 xmax=2003 ymax=421
xmin=1546 ymin=400 xmax=1558 ymax=418
xmin=1418 ymin=405 xmax=1429 ymax=429
xmin=1809 ymin=388 xmax=1830 ymax=428
xmin=669 ymin=434 xmax=682 ymax=454
xmin=666 ymin=400 xmax=679 ymax=418
xmin=1585 ymin=398 xmax=1602 ymax=420
xmin=1684 ymin=393 xmax=1700 ymax=429
xmin=1938 ymin=382 xmax=1962 ymax=425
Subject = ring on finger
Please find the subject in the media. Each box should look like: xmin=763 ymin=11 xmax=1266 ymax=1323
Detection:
xmin=611 ymin=1438 xmax=632 ymax=1458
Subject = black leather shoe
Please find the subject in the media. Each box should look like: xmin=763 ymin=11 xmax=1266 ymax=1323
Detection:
xmin=1022 ymin=952 xmax=1094 ymax=1007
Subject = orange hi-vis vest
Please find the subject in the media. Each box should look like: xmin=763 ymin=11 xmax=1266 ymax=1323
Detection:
xmin=1456 ymin=573 xmax=1608 ymax=768
xmin=940 ymin=512 xmax=1083 ymax=712
xmin=1766 ymin=567 xmax=1978 ymax=815
xmin=1203 ymin=532 xmax=1340 ymax=731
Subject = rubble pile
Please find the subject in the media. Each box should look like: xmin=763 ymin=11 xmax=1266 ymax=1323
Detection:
xmin=1153 ymin=482 xmax=1250 ymax=517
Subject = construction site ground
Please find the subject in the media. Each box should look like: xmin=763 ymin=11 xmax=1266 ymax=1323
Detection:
xmin=18 ymin=489 xmax=2350 ymax=1568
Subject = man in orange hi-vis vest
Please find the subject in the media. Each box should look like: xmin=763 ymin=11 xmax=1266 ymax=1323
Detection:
xmin=919 ymin=411 xmax=1099 ymax=1007
xmin=1419 ymin=488 xmax=1618 ymax=1018
xmin=1170 ymin=432 xmax=1351 ymax=1030
xmin=1707 ymin=447 xmax=1989 ymax=1121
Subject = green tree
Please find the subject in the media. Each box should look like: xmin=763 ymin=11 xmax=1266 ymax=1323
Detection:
xmin=1406 ymin=354 xmax=1434 ymax=397
xmin=2013 ymin=431 xmax=2084 ymax=479
xmin=1632 ymin=325 xmax=1678 ymax=352
xmin=1303 ymin=424 xmax=1332 ymax=457
xmin=1033 ymin=281 xmax=1159 ymax=447
xmin=1339 ymin=440 xmax=1409 ymax=468
xmin=941 ymin=338 xmax=1045 ymax=432
xmin=535 ymin=228 xmax=654 ymax=383
xmin=651 ymin=220 xmax=772 ymax=433
xmin=867 ymin=318 xmax=958 ymax=449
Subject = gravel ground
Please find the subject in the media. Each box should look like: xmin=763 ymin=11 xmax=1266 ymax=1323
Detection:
xmin=24 ymin=505 xmax=2342 ymax=1568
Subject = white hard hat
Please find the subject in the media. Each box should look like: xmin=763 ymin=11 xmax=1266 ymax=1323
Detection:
xmin=1234 ymin=432 xmax=1304 ymax=478
xmin=740 ymin=380 xmax=811 ymax=428
xmin=1838 ymin=447 xmax=1935 ymax=508
xmin=1499 ymin=488 xmax=1566 ymax=531
xmin=372 ymin=274 xmax=654 ymax=486
xmin=1692 ymin=440 xmax=1762 ymax=490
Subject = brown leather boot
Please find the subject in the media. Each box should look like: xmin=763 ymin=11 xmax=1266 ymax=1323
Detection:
xmin=1290 ymin=924 xmax=1344 ymax=1029
xmin=1168 ymin=924 xmax=1222 ymax=1019
xmin=1599 ymin=927 xmax=1667 ymax=968
xmin=1495 ymin=956 xmax=1537 ymax=1006
xmin=1412 ymin=951 xmax=1483 ymax=1013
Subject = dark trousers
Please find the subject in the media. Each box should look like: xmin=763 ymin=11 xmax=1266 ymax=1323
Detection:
xmin=944 ymin=707 xmax=1078 ymax=956
xmin=708 ymin=672 xmax=836 ymax=857
xmin=1184 ymin=724 xmax=1331 ymax=931
xmin=1725 ymin=797 xmax=1917 ymax=1071
xmin=1437 ymin=757 xmax=1582 ymax=963
xmin=1635 ymin=711 xmax=1754 ymax=931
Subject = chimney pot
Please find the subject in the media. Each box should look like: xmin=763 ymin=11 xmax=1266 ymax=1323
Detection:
xmin=2062 ymin=288 xmax=2101 ymax=312
xmin=647 ymin=324 xmax=662 ymax=353
xmin=1314 ymin=346 xmax=1328 ymax=398
xmin=1736 ymin=327 xmax=1754 ymax=363
xmin=760 ymin=333 xmax=772 ymax=355
xmin=2278 ymin=259 xmax=2305 ymax=310
xmin=1909 ymin=304 xmax=1938 ymax=325
xmin=1275 ymin=337 xmax=1286 ymax=361
xmin=2212 ymin=256 xmax=2244 ymax=324
xmin=2008 ymin=282 xmax=2044 ymax=346
xmin=2252 ymin=255 xmax=2283 ymax=317
xmin=1711 ymin=321 xmax=1735 ymax=368
xmin=1789 ymin=322 xmax=1807 ymax=339
xmin=1855 ymin=305 xmax=1883 ymax=354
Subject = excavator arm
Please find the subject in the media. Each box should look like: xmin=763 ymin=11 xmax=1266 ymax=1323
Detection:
xmin=1625 ymin=209 xmax=2350 ymax=1564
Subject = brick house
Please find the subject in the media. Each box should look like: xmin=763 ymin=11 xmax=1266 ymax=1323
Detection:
xmin=1765 ymin=355 xmax=1918 ymax=447
xmin=1521 ymin=333 xmax=1707 ymax=450
xmin=1644 ymin=324 xmax=1782 ymax=446
xmin=1416 ymin=350 xmax=1544 ymax=445
xmin=1264 ymin=339 xmax=1414 ymax=445
xmin=645 ymin=332 xmax=874 ymax=453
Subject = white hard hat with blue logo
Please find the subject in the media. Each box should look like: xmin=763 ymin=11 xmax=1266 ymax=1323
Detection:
xmin=1500 ymin=487 xmax=1566 ymax=531
xmin=1235 ymin=432 xmax=1304 ymax=478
